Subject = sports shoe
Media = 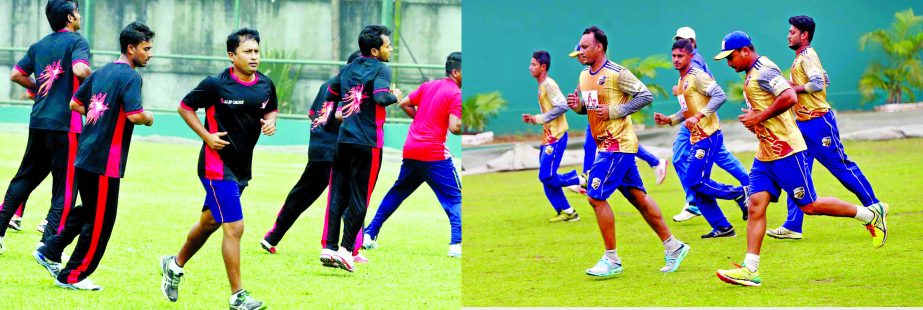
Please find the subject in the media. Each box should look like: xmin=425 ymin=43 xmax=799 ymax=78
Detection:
xmin=362 ymin=233 xmax=377 ymax=250
xmin=448 ymin=243 xmax=462 ymax=258
xmin=159 ymin=255 xmax=184 ymax=302
xmin=660 ymin=243 xmax=690 ymax=273
xmin=549 ymin=211 xmax=580 ymax=223
xmin=702 ymin=226 xmax=736 ymax=238
xmin=229 ymin=289 xmax=266 ymax=310
xmin=716 ymin=263 xmax=761 ymax=287
xmin=654 ymin=159 xmax=668 ymax=185
xmin=765 ymin=226 xmax=803 ymax=240
xmin=8 ymin=215 xmax=22 ymax=232
xmin=319 ymin=248 xmax=337 ymax=268
xmin=33 ymin=249 xmax=62 ymax=278
xmin=332 ymin=248 xmax=355 ymax=272
xmin=36 ymin=219 xmax=47 ymax=233
xmin=579 ymin=172 xmax=589 ymax=190
xmin=865 ymin=202 xmax=888 ymax=248
xmin=672 ymin=206 xmax=701 ymax=222
xmin=585 ymin=256 xmax=623 ymax=277
xmin=735 ymin=186 xmax=750 ymax=221
xmin=259 ymin=239 xmax=276 ymax=254
xmin=55 ymin=278 xmax=103 ymax=291
xmin=353 ymin=252 xmax=369 ymax=263
xmin=566 ymin=184 xmax=587 ymax=195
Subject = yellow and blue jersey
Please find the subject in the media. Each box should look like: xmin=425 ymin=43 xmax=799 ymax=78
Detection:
xmin=790 ymin=46 xmax=831 ymax=121
xmin=538 ymin=77 xmax=569 ymax=145
xmin=743 ymin=56 xmax=807 ymax=161
xmin=577 ymin=60 xmax=645 ymax=153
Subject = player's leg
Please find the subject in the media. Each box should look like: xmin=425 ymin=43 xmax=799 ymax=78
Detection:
xmin=811 ymin=112 xmax=879 ymax=206
xmin=424 ymin=158 xmax=463 ymax=256
xmin=682 ymin=137 xmax=734 ymax=233
xmin=336 ymin=145 xmax=380 ymax=271
xmin=364 ymin=159 xmax=426 ymax=245
xmin=583 ymin=152 xmax=633 ymax=277
xmin=582 ymin=124 xmax=595 ymax=174
xmin=216 ymin=183 xmax=264 ymax=309
xmin=541 ymin=133 xmax=580 ymax=221
xmin=671 ymin=126 xmax=699 ymax=221
xmin=0 ymin=129 xmax=54 ymax=240
xmin=769 ymin=151 xmax=814 ymax=240
xmin=41 ymin=131 xmax=79 ymax=243
xmin=713 ymin=140 xmax=750 ymax=186
xmin=686 ymin=132 xmax=747 ymax=218
xmin=262 ymin=160 xmax=332 ymax=251
xmin=8 ymin=201 xmax=25 ymax=232
xmin=222 ymin=220 xmax=244 ymax=293
xmin=322 ymin=145 xmax=351 ymax=252
xmin=35 ymin=199 xmax=86 ymax=279
xmin=56 ymin=170 xmax=117 ymax=290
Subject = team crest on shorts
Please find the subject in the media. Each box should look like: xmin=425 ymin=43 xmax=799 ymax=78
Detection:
xmin=591 ymin=178 xmax=601 ymax=190
xmin=695 ymin=149 xmax=706 ymax=159
xmin=822 ymin=137 xmax=832 ymax=147
xmin=597 ymin=75 xmax=607 ymax=85
xmin=793 ymin=187 xmax=806 ymax=199
xmin=544 ymin=146 xmax=553 ymax=155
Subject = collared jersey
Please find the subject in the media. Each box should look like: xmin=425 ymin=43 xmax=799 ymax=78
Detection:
xmin=538 ymin=77 xmax=569 ymax=145
xmin=577 ymin=60 xmax=644 ymax=153
xmin=743 ymin=56 xmax=807 ymax=161
xmin=72 ymin=61 xmax=144 ymax=178
xmin=790 ymin=46 xmax=831 ymax=121
xmin=678 ymin=67 xmax=721 ymax=144
xmin=15 ymin=30 xmax=90 ymax=133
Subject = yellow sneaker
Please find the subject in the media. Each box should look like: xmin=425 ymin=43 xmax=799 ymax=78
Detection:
xmin=549 ymin=212 xmax=580 ymax=223
xmin=716 ymin=263 xmax=761 ymax=287
xmin=865 ymin=202 xmax=888 ymax=248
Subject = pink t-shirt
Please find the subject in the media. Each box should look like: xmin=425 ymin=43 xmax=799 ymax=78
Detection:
xmin=403 ymin=78 xmax=461 ymax=161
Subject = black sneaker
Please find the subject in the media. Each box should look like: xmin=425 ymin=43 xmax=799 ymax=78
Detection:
xmin=701 ymin=226 xmax=736 ymax=238
xmin=230 ymin=289 xmax=267 ymax=310
xmin=159 ymin=255 xmax=183 ymax=302
xmin=735 ymin=186 xmax=750 ymax=221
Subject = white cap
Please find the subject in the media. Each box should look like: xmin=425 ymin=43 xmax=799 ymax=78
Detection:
xmin=675 ymin=26 xmax=696 ymax=40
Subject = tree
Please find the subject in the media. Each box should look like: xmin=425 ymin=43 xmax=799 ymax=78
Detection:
xmin=620 ymin=55 xmax=673 ymax=124
xmin=261 ymin=47 xmax=304 ymax=114
xmin=462 ymin=91 xmax=507 ymax=134
xmin=858 ymin=8 xmax=923 ymax=104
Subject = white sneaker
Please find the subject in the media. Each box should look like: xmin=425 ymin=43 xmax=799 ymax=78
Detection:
xmin=319 ymin=248 xmax=337 ymax=268
xmin=353 ymin=252 xmax=369 ymax=263
xmin=362 ymin=233 xmax=377 ymax=250
xmin=585 ymin=256 xmax=623 ymax=277
xmin=448 ymin=243 xmax=462 ymax=258
xmin=765 ymin=226 xmax=803 ymax=240
xmin=55 ymin=278 xmax=102 ymax=291
xmin=36 ymin=219 xmax=47 ymax=233
xmin=672 ymin=208 xmax=701 ymax=222
xmin=654 ymin=159 xmax=668 ymax=185
xmin=333 ymin=248 xmax=355 ymax=272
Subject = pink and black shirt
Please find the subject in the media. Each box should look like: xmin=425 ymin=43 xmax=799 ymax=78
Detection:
xmin=15 ymin=29 xmax=90 ymax=133
xmin=325 ymin=57 xmax=397 ymax=148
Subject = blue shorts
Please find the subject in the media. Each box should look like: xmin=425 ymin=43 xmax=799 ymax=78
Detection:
xmin=749 ymin=151 xmax=817 ymax=207
xmin=200 ymin=178 xmax=246 ymax=223
xmin=586 ymin=152 xmax=645 ymax=200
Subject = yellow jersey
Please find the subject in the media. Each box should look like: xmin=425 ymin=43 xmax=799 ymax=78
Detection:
xmin=678 ymin=67 xmax=721 ymax=144
xmin=790 ymin=46 xmax=831 ymax=121
xmin=538 ymin=77 xmax=568 ymax=145
xmin=743 ymin=56 xmax=807 ymax=161
xmin=577 ymin=60 xmax=645 ymax=153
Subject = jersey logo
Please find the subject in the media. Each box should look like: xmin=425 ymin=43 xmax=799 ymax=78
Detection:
xmin=581 ymin=90 xmax=599 ymax=110
xmin=591 ymin=177 xmax=601 ymax=190
xmin=220 ymin=98 xmax=245 ymax=105
xmin=793 ymin=187 xmax=806 ymax=199
xmin=822 ymin=137 xmax=832 ymax=147
xmin=86 ymin=92 xmax=109 ymax=125
xmin=37 ymin=59 xmax=64 ymax=97
xmin=597 ymin=75 xmax=607 ymax=85
xmin=341 ymin=84 xmax=368 ymax=118
xmin=694 ymin=149 xmax=706 ymax=159
xmin=260 ymin=99 xmax=269 ymax=109
xmin=311 ymin=101 xmax=335 ymax=129
xmin=544 ymin=145 xmax=554 ymax=155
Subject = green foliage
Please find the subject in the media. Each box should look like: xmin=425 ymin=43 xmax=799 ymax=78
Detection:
xmin=261 ymin=47 xmax=304 ymax=114
xmin=621 ymin=55 xmax=673 ymax=125
xmin=858 ymin=8 xmax=923 ymax=104
xmin=463 ymin=91 xmax=507 ymax=134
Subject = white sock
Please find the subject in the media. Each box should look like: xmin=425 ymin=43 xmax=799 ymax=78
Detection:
xmin=562 ymin=208 xmax=575 ymax=215
xmin=854 ymin=206 xmax=874 ymax=224
xmin=604 ymin=249 xmax=621 ymax=265
xmin=744 ymin=253 xmax=759 ymax=272
xmin=662 ymin=236 xmax=682 ymax=253
xmin=170 ymin=257 xmax=184 ymax=274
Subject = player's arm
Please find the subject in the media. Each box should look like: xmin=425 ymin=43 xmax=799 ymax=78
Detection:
xmin=607 ymin=71 xmax=653 ymax=119
xmin=566 ymin=89 xmax=587 ymax=115
xmin=448 ymin=90 xmax=462 ymax=135
xmin=373 ymin=66 xmax=399 ymax=106
xmin=534 ymin=83 xmax=569 ymax=124
xmin=686 ymin=76 xmax=727 ymax=129
xmin=11 ymin=47 xmax=37 ymax=92
xmin=791 ymin=57 xmax=826 ymax=94
xmin=127 ymin=110 xmax=154 ymax=126
xmin=69 ymin=99 xmax=85 ymax=115
xmin=72 ymin=38 xmax=91 ymax=82
xmin=449 ymin=114 xmax=461 ymax=135
xmin=179 ymin=77 xmax=229 ymax=150
xmin=399 ymin=95 xmax=416 ymax=118
xmin=124 ymin=76 xmax=153 ymax=126
xmin=740 ymin=67 xmax=797 ymax=128
xmin=72 ymin=62 xmax=91 ymax=82
xmin=261 ymin=110 xmax=278 ymax=136
xmin=70 ymin=76 xmax=91 ymax=115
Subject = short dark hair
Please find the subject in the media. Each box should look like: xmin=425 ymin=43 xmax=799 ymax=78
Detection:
xmin=445 ymin=51 xmax=461 ymax=76
xmin=358 ymin=25 xmax=392 ymax=56
xmin=672 ymin=39 xmax=694 ymax=55
xmin=532 ymin=50 xmax=550 ymax=71
xmin=46 ymin=0 xmax=78 ymax=32
xmin=789 ymin=15 xmax=816 ymax=42
xmin=119 ymin=21 xmax=155 ymax=54
xmin=583 ymin=26 xmax=608 ymax=52
xmin=226 ymin=28 xmax=260 ymax=53
xmin=347 ymin=50 xmax=362 ymax=64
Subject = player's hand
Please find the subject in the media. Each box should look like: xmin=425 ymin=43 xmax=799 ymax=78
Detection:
xmin=391 ymin=85 xmax=403 ymax=102
xmin=260 ymin=119 xmax=276 ymax=136
xmin=738 ymin=108 xmax=762 ymax=132
xmin=595 ymin=103 xmax=611 ymax=120
xmin=144 ymin=111 xmax=154 ymax=126
xmin=205 ymin=132 xmax=230 ymax=150
xmin=335 ymin=109 xmax=344 ymax=121
xmin=521 ymin=113 xmax=536 ymax=124
xmin=672 ymin=85 xmax=680 ymax=96
xmin=684 ymin=115 xmax=699 ymax=130
xmin=653 ymin=112 xmax=671 ymax=126
xmin=566 ymin=89 xmax=580 ymax=109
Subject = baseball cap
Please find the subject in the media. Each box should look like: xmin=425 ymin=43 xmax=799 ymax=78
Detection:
xmin=713 ymin=31 xmax=752 ymax=60
xmin=568 ymin=44 xmax=581 ymax=57
xmin=674 ymin=26 xmax=696 ymax=41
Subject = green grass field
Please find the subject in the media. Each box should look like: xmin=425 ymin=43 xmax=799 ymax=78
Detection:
xmin=0 ymin=130 xmax=459 ymax=308
xmin=462 ymin=139 xmax=923 ymax=307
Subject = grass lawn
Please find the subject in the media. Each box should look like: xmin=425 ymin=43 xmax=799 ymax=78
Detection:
xmin=462 ymin=139 xmax=923 ymax=307
xmin=0 ymin=131 xmax=459 ymax=309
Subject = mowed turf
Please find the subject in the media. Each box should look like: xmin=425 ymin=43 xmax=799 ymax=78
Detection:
xmin=0 ymin=130 xmax=459 ymax=308
xmin=462 ymin=138 xmax=923 ymax=307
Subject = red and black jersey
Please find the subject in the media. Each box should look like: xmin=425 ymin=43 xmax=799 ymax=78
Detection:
xmin=326 ymin=57 xmax=396 ymax=148
xmin=15 ymin=29 xmax=90 ymax=133
xmin=307 ymin=79 xmax=340 ymax=162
